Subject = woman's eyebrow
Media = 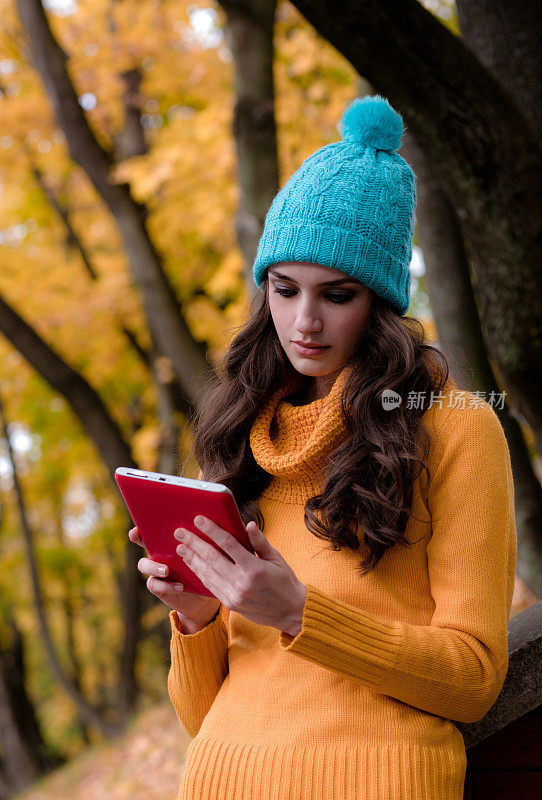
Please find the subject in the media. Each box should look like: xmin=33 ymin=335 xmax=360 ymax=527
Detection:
xmin=268 ymin=269 xmax=362 ymax=286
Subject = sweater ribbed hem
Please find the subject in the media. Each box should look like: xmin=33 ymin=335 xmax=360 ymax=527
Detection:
xmin=178 ymin=735 xmax=466 ymax=800
xmin=278 ymin=583 xmax=402 ymax=688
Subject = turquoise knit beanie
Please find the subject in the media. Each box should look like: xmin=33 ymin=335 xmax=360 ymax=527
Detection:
xmin=252 ymin=95 xmax=417 ymax=315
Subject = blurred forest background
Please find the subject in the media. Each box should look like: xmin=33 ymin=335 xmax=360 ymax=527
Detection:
xmin=0 ymin=0 xmax=541 ymax=797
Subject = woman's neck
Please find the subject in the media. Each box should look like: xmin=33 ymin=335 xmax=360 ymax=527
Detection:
xmin=287 ymin=386 xmax=319 ymax=406
xmin=287 ymin=372 xmax=339 ymax=405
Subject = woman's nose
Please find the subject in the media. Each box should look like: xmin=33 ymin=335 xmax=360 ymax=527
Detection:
xmin=295 ymin=306 xmax=323 ymax=332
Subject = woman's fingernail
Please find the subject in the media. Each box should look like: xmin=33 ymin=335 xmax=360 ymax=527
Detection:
xmin=173 ymin=583 xmax=184 ymax=591
xmin=158 ymin=566 xmax=167 ymax=576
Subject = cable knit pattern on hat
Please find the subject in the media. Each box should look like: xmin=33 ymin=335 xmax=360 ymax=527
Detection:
xmin=252 ymin=96 xmax=417 ymax=315
xmin=167 ymin=366 xmax=517 ymax=800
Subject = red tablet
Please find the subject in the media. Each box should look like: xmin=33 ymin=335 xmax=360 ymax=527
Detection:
xmin=115 ymin=467 xmax=255 ymax=598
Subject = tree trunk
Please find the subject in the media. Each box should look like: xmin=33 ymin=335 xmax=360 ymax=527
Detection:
xmin=0 ymin=613 xmax=59 ymax=796
xmin=401 ymin=129 xmax=542 ymax=597
xmin=290 ymin=0 xmax=542 ymax=450
xmin=0 ymin=392 xmax=119 ymax=736
xmin=217 ymin=0 xmax=280 ymax=297
xmin=455 ymin=0 xmax=542 ymax=139
xmin=453 ymin=0 xmax=542 ymax=456
xmin=0 ymin=666 xmax=38 ymax=794
xmin=53 ymin=519 xmax=91 ymax=742
xmin=114 ymin=67 xmax=148 ymax=160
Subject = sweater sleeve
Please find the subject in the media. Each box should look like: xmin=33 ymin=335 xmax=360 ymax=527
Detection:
xmin=167 ymin=603 xmax=230 ymax=738
xmin=278 ymin=401 xmax=517 ymax=724
xmin=167 ymin=467 xmax=230 ymax=738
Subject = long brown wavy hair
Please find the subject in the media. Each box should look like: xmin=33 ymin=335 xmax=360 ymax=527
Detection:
xmin=180 ymin=274 xmax=453 ymax=577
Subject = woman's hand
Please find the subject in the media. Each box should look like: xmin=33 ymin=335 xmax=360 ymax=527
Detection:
xmin=128 ymin=527 xmax=221 ymax=632
xmin=173 ymin=516 xmax=307 ymax=636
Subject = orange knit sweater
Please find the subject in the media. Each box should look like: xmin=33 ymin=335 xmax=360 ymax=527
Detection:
xmin=168 ymin=366 xmax=517 ymax=800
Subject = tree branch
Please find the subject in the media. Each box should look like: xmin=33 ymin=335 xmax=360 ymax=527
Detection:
xmin=0 ymin=293 xmax=134 ymax=478
xmin=16 ymin=0 xmax=213 ymax=402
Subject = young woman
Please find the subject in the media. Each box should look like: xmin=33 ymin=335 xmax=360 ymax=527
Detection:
xmin=129 ymin=96 xmax=517 ymax=800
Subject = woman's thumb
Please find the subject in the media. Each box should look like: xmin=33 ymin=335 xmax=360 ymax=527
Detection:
xmin=246 ymin=521 xmax=275 ymax=558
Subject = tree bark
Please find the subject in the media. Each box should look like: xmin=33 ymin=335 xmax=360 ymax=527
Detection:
xmin=0 ymin=613 xmax=59 ymax=795
xmin=290 ymin=0 xmax=542 ymax=450
xmin=455 ymin=0 xmax=542 ymax=139
xmin=401 ymin=129 xmax=542 ymax=597
xmin=0 ymin=666 xmax=38 ymax=793
xmin=217 ymin=0 xmax=280 ymax=297
xmin=114 ymin=67 xmax=147 ymax=160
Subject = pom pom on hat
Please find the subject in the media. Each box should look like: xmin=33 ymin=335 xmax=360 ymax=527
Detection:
xmin=340 ymin=95 xmax=403 ymax=152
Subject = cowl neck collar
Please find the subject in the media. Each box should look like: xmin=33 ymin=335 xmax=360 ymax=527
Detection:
xmin=249 ymin=365 xmax=353 ymax=502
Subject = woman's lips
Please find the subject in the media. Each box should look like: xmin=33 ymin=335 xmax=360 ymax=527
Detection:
xmin=292 ymin=342 xmax=331 ymax=356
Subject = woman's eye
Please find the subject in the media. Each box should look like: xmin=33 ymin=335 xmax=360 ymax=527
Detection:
xmin=272 ymin=287 xmax=352 ymax=304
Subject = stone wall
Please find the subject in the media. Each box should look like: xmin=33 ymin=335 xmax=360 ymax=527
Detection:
xmin=456 ymin=600 xmax=542 ymax=799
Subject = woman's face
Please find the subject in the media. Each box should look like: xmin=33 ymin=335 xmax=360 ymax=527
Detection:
xmin=267 ymin=262 xmax=373 ymax=394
